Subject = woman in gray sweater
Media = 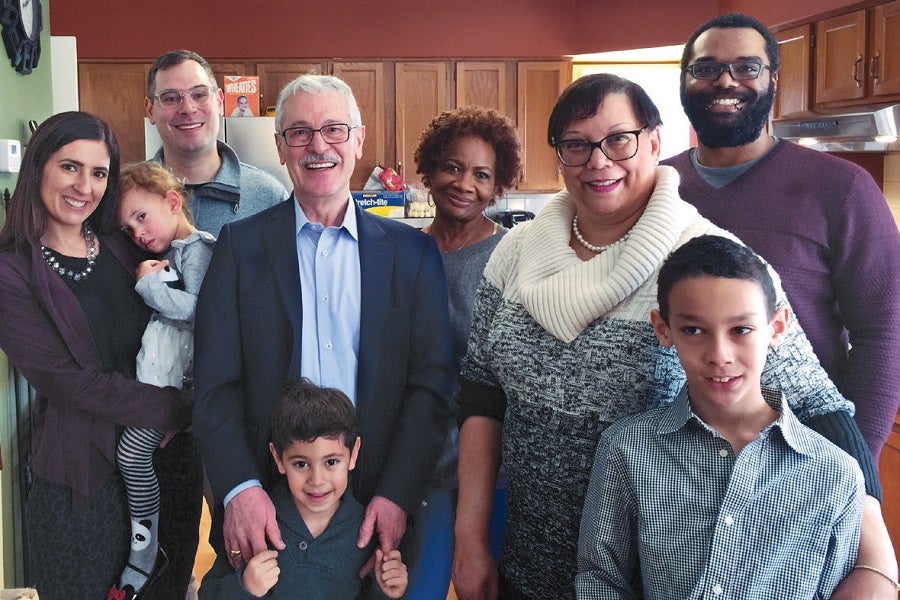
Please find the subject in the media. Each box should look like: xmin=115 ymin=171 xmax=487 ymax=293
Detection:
xmin=409 ymin=106 xmax=521 ymax=599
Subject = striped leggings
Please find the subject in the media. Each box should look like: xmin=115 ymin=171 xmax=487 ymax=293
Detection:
xmin=117 ymin=426 xmax=166 ymax=518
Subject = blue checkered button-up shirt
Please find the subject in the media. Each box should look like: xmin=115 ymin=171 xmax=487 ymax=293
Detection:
xmin=577 ymin=386 xmax=864 ymax=600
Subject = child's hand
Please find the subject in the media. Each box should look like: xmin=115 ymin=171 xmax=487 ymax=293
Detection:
xmin=135 ymin=259 xmax=169 ymax=281
xmin=374 ymin=548 xmax=408 ymax=599
xmin=240 ymin=549 xmax=280 ymax=597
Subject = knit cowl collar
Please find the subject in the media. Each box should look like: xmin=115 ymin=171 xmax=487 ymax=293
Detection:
xmin=512 ymin=166 xmax=701 ymax=342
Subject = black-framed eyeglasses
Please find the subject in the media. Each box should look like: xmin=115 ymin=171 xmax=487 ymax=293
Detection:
xmin=150 ymin=85 xmax=218 ymax=109
xmin=553 ymin=127 xmax=647 ymax=166
xmin=685 ymin=60 xmax=771 ymax=81
xmin=279 ymin=124 xmax=357 ymax=147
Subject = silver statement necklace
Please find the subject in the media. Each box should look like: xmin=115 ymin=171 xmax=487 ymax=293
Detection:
xmin=41 ymin=224 xmax=97 ymax=281
xmin=572 ymin=214 xmax=631 ymax=254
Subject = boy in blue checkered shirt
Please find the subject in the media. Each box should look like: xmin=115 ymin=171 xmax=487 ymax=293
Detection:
xmin=577 ymin=235 xmax=864 ymax=599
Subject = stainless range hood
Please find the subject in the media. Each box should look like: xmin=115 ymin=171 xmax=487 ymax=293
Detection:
xmin=772 ymin=104 xmax=900 ymax=152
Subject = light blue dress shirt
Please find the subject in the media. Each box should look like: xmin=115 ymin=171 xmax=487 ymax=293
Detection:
xmin=294 ymin=195 xmax=361 ymax=405
xmin=223 ymin=195 xmax=362 ymax=508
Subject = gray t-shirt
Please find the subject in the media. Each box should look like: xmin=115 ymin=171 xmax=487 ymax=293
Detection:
xmin=689 ymin=139 xmax=779 ymax=188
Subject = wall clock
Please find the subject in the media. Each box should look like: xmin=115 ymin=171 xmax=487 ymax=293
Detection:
xmin=1 ymin=0 xmax=41 ymax=74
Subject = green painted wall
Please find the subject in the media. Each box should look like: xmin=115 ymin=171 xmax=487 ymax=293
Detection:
xmin=0 ymin=0 xmax=54 ymax=586
xmin=0 ymin=0 xmax=54 ymax=197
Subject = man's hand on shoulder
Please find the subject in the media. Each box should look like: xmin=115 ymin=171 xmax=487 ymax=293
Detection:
xmin=224 ymin=486 xmax=285 ymax=569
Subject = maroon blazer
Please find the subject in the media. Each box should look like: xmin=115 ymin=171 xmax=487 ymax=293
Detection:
xmin=0 ymin=233 xmax=191 ymax=507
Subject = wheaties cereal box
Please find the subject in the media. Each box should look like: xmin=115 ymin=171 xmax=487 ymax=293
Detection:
xmin=224 ymin=76 xmax=260 ymax=117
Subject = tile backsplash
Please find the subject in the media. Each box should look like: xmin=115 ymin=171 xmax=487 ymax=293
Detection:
xmin=488 ymin=192 xmax=559 ymax=219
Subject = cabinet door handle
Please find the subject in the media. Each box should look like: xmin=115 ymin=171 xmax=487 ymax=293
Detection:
xmin=853 ymin=55 xmax=863 ymax=87
xmin=870 ymin=51 xmax=880 ymax=85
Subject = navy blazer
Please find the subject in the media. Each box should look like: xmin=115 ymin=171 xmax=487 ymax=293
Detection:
xmin=193 ymin=197 xmax=455 ymax=528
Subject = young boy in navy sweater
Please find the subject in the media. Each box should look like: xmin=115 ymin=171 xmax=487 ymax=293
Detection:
xmin=200 ymin=379 xmax=407 ymax=598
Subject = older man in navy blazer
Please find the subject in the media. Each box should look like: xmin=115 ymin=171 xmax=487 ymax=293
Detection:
xmin=194 ymin=74 xmax=455 ymax=573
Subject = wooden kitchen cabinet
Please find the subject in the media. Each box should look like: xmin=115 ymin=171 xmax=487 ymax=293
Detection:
xmin=773 ymin=25 xmax=812 ymax=117
xmin=815 ymin=10 xmax=868 ymax=104
xmin=394 ymin=59 xmax=571 ymax=191
xmin=256 ymin=62 xmax=326 ymax=114
xmin=77 ymin=56 xmax=572 ymax=192
xmin=208 ymin=61 xmax=251 ymax=85
xmin=79 ymin=61 xmax=151 ymax=164
xmin=815 ymin=2 xmax=900 ymax=107
xmin=517 ymin=61 xmax=569 ymax=191
xmin=871 ymin=1 xmax=900 ymax=98
xmin=332 ymin=62 xmax=389 ymax=191
xmin=456 ymin=61 xmax=515 ymax=117
xmin=394 ymin=62 xmax=452 ymax=186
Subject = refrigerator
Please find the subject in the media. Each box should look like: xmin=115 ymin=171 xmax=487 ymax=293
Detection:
xmin=144 ymin=116 xmax=292 ymax=190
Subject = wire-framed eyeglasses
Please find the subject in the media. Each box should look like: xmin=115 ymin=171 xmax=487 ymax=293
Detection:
xmin=279 ymin=124 xmax=357 ymax=147
xmin=553 ymin=127 xmax=648 ymax=166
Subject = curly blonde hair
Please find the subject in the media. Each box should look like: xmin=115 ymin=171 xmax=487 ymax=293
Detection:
xmin=119 ymin=161 xmax=194 ymax=224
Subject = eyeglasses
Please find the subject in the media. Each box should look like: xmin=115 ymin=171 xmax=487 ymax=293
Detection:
xmin=553 ymin=127 xmax=647 ymax=166
xmin=279 ymin=124 xmax=357 ymax=147
xmin=685 ymin=61 xmax=771 ymax=81
xmin=150 ymin=85 xmax=218 ymax=109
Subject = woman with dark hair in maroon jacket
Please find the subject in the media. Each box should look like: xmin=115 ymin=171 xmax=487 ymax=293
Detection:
xmin=0 ymin=111 xmax=192 ymax=599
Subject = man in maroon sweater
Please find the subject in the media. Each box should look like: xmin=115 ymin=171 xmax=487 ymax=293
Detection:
xmin=663 ymin=13 xmax=900 ymax=463
xmin=663 ymin=13 xmax=900 ymax=598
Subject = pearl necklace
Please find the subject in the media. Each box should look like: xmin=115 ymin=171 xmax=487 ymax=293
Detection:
xmin=572 ymin=214 xmax=631 ymax=254
xmin=41 ymin=224 xmax=97 ymax=281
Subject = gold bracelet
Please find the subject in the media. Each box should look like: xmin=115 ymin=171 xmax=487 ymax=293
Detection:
xmin=854 ymin=564 xmax=900 ymax=591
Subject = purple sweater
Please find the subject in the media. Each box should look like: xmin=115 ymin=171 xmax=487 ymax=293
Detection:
xmin=663 ymin=142 xmax=900 ymax=460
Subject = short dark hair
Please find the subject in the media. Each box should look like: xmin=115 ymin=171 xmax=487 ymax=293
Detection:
xmin=147 ymin=50 xmax=217 ymax=97
xmin=656 ymin=235 xmax=776 ymax=323
xmin=547 ymin=73 xmax=662 ymax=146
xmin=414 ymin=106 xmax=522 ymax=198
xmin=680 ymin=13 xmax=780 ymax=73
xmin=0 ymin=111 xmax=121 ymax=253
xmin=269 ymin=378 xmax=358 ymax=455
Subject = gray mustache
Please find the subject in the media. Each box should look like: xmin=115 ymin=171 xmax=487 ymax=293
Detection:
xmin=300 ymin=154 xmax=341 ymax=165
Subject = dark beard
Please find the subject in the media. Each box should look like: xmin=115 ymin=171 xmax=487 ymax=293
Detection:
xmin=681 ymin=83 xmax=775 ymax=148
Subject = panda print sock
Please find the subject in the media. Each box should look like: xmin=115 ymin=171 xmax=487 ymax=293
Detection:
xmin=113 ymin=426 xmax=167 ymax=595
xmin=119 ymin=515 xmax=160 ymax=592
